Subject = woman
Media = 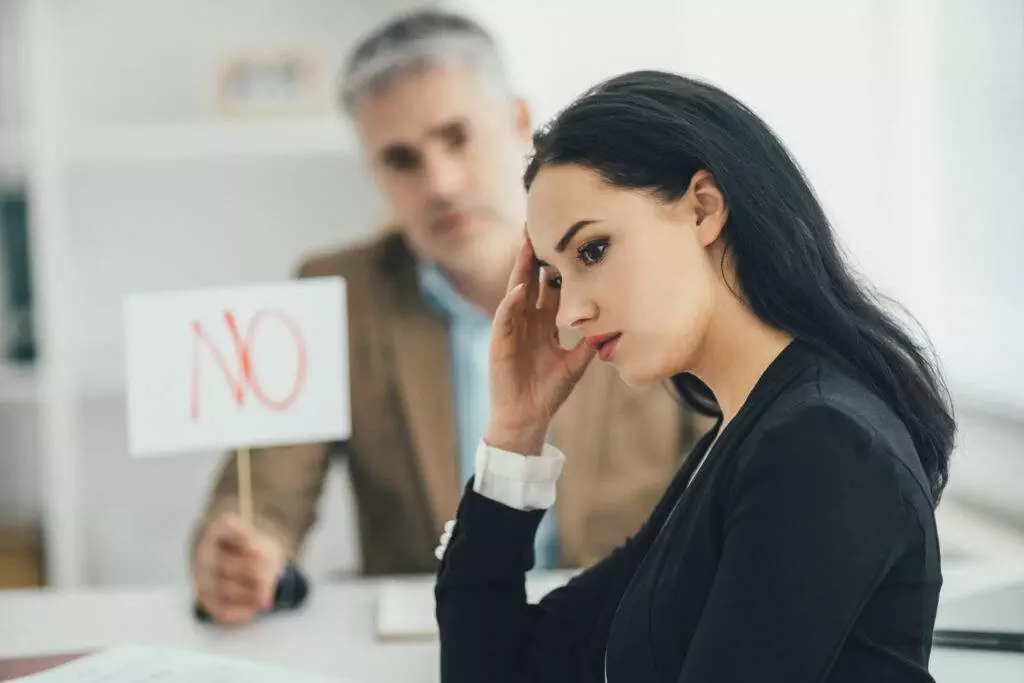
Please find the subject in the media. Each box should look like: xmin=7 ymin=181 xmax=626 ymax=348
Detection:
xmin=434 ymin=70 xmax=955 ymax=683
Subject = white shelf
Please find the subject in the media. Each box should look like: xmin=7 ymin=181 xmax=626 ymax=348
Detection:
xmin=0 ymin=129 xmax=24 ymax=184
xmin=69 ymin=118 xmax=358 ymax=165
xmin=7 ymin=118 xmax=359 ymax=172
xmin=0 ymin=361 xmax=38 ymax=403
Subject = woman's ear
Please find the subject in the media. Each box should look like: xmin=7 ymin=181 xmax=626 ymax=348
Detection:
xmin=687 ymin=170 xmax=728 ymax=247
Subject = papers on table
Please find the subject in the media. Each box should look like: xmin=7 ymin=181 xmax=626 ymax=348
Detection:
xmin=11 ymin=644 xmax=346 ymax=682
xmin=375 ymin=570 xmax=578 ymax=640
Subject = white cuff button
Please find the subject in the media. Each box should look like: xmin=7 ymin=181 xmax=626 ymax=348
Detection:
xmin=434 ymin=519 xmax=456 ymax=560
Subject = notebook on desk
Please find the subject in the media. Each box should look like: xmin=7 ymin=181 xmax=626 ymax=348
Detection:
xmin=374 ymin=570 xmax=578 ymax=641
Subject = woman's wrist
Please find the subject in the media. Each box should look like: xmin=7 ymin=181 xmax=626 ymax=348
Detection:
xmin=482 ymin=422 xmax=549 ymax=457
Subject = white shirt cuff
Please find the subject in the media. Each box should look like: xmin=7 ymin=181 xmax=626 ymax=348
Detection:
xmin=472 ymin=439 xmax=566 ymax=511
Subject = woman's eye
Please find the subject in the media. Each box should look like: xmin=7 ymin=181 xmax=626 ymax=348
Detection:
xmin=546 ymin=275 xmax=563 ymax=290
xmin=577 ymin=239 xmax=609 ymax=266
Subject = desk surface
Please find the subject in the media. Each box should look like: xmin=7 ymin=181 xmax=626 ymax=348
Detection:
xmin=0 ymin=579 xmax=435 ymax=683
xmin=0 ymin=564 xmax=1022 ymax=683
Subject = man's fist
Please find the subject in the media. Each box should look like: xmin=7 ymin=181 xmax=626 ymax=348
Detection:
xmin=192 ymin=513 xmax=287 ymax=624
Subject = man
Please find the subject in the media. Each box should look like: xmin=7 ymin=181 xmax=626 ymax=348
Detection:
xmin=190 ymin=8 xmax=706 ymax=625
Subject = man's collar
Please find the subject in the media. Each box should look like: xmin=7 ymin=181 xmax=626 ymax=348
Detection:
xmin=374 ymin=228 xmax=490 ymax=324
xmin=417 ymin=261 xmax=491 ymax=325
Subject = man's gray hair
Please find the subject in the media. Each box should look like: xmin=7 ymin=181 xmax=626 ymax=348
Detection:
xmin=340 ymin=7 xmax=514 ymax=113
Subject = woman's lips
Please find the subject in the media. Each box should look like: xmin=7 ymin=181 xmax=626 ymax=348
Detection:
xmin=586 ymin=333 xmax=622 ymax=361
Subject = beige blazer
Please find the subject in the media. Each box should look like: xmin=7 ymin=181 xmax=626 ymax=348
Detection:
xmin=196 ymin=231 xmax=709 ymax=575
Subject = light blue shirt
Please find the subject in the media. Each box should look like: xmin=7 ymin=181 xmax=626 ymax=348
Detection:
xmin=418 ymin=263 xmax=560 ymax=570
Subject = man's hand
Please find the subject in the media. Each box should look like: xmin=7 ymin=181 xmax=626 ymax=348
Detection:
xmin=192 ymin=513 xmax=287 ymax=625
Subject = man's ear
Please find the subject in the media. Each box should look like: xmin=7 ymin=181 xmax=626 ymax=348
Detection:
xmin=514 ymin=97 xmax=533 ymax=144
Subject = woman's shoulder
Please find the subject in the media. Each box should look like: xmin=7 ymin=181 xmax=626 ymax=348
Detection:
xmin=734 ymin=360 xmax=934 ymax=508
xmin=765 ymin=360 xmax=902 ymax=441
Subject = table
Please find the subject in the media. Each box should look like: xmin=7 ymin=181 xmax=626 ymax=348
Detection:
xmin=0 ymin=580 xmax=435 ymax=682
xmin=1 ymin=564 xmax=1022 ymax=682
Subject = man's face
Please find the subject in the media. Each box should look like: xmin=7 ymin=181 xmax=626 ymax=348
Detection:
xmin=353 ymin=63 xmax=532 ymax=272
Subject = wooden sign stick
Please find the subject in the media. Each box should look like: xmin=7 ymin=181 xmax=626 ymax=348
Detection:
xmin=237 ymin=447 xmax=253 ymax=525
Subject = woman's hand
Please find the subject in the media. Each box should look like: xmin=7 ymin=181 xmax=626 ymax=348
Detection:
xmin=485 ymin=234 xmax=595 ymax=455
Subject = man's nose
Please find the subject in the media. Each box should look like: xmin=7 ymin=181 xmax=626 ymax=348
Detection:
xmin=422 ymin=153 xmax=465 ymax=199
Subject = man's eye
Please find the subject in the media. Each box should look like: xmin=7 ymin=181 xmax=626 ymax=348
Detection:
xmin=442 ymin=123 xmax=468 ymax=150
xmin=383 ymin=147 xmax=420 ymax=171
xmin=577 ymin=239 xmax=609 ymax=266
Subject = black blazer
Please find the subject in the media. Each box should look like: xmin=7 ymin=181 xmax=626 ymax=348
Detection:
xmin=435 ymin=340 xmax=942 ymax=682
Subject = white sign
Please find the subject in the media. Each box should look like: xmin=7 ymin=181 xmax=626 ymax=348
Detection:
xmin=123 ymin=277 xmax=350 ymax=456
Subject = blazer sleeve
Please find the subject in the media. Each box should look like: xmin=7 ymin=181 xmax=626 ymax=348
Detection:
xmin=435 ymin=484 xmax=652 ymax=683
xmin=676 ymin=403 xmax=920 ymax=682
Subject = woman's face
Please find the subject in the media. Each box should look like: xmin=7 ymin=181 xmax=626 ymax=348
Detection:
xmin=527 ymin=163 xmax=728 ymax=387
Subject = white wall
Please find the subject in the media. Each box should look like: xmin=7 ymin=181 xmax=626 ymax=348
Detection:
xmin=934 ymin=0 xmax=1024 ymax=414
xmin=0 ymin=0 xmax=23 ymax=129
xmin=930 ymin=0 xmax=1024 ymax=533
xmin=0 ymin=0 xmax=25 ymax=183
xmin=447 ymin=0 xmax=686 ymax=128
xmin=951 ymin=410 xmax=1024 ymax=525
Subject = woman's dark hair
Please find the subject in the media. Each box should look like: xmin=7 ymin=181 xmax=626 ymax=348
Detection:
xmin=524 ymin=70 xmax=955 ymax=500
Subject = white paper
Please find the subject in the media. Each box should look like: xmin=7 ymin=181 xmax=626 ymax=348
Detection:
xmin=123 ymin=277 xmax=351 ymax=456
xmin=12 ymin=644 xmax=345 ymax=682
xmin=375 ymin=570 xmax=578 ymax=640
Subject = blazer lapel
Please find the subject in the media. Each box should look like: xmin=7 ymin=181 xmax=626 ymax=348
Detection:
xmin=384 ymin=253 xmax=461 ymax=532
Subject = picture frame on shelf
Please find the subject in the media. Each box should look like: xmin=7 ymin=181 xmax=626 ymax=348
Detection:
xmin=214 ymin=48 xmax=329 ymax=119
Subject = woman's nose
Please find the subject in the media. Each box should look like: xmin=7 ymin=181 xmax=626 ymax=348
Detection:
xmin=555 ymin=288 xmax=597 ymax=330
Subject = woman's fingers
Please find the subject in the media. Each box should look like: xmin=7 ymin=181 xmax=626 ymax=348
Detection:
xmin=521 ymin=236 xmax=540 ymax=311
xmin=505 ymin=233 xmax=535 ymax=294
xmin=493 ymin=283 xmax=527 ymax=341
xmin=504 ymin=231 xmax=541 ymax=313
xmin=537 ymin=270 xmax=559 ymax=324
xmin=564 ymin=336 xmax=596 ymax=381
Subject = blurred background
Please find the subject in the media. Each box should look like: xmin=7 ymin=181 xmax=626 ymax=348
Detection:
xmin=0 ymin=0 xmax=1021 ymax=591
